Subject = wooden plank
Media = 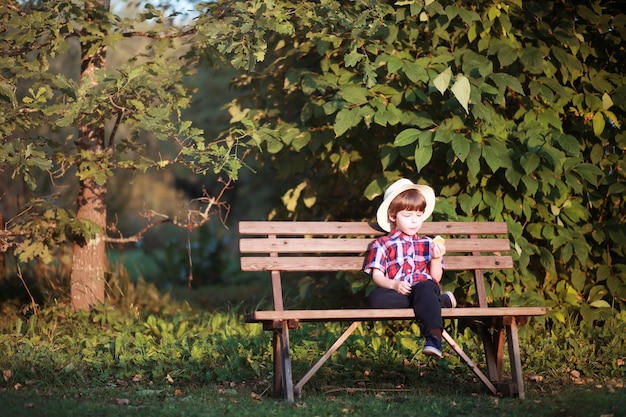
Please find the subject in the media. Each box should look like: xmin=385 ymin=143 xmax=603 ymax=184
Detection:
xmin=506 ymin=317 xmax=525 ymax=399
xmin=294 ymin=321 xmax=362 ymax=397
xmin=272 ymin=331 xmax=283 ymax=397
xmin=239 ymin=221 xmax=509 ymax=236
xmin=240 ymin=255 xmax=513 ymax=272
xmin=280 ymin=320 xmax=294 ymax=402
xmin=245 ymin=307 xmax=547 ymax=322
xmin=240 ymin=238 xmax=511 ymax=254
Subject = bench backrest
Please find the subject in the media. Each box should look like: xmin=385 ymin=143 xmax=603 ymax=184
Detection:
xmin=239 ymin=221 xmax=512 ymax=310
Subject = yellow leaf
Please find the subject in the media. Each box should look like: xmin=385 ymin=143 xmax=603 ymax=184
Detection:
xmin=593 ymin=111 xmax=605 ymax=136
xmin=451 ymin=75 xmax=471 ymax=114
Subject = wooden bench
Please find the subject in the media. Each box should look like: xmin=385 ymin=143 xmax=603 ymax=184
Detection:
xmin=240 ymin=221 xmax=546 ymax=402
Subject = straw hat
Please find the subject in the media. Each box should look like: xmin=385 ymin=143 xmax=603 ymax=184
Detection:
xmin=376 ymin=178 xmax=436 ymax=232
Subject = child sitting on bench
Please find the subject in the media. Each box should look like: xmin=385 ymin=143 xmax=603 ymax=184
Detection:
xmin=363 ymin=178 xmax=456 ymax=357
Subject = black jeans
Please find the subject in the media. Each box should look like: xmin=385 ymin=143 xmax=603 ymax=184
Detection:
xmin=366 ymin=279 xmax=443 ymax=334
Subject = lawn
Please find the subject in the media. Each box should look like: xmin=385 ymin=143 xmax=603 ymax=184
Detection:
xmin=1 ymin=282 xmax=624 ymax=417
xmin=1 ymin=381 xmax=625 ymax=417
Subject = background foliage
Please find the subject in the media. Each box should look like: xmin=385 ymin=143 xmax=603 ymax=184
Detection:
xmin=197 ymin=0 xmax=626 ymax=330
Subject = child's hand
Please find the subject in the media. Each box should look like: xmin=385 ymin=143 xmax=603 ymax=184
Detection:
xmin=394 ymin=280 xmax=412 ymax=295
xmin=432 ymin=237 xmax=446 ymax=259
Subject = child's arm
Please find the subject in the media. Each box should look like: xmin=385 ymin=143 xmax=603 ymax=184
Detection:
xmin=372 ymin=268 xmax=412 ymax=295
xmin=429 ymin=240 xmax=446 ymax=283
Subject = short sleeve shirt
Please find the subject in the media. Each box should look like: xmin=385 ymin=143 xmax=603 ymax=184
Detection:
xmin=363 ymin=230 xmax=442 ymax=285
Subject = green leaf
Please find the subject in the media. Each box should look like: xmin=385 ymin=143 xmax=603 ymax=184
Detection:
xmin=602 ymin=93 xmax=614 ymax=110
xmin=519 ymin=47 xmax=543 ymax=74
xmin=522 ymin=174 xmax=539 ymax=196
xmin=592 ymin=111 xmax=605 ymax=136
xmin=489 ymin=73 xmax=524 ymax=95
xmin=451 ymin=74 xmax=471 ymax=113
xmin=394 ymin=128 xmax=420 ymax=147
xmin=538 ymin=247 xmax=556 ymax=273
xmin=571 ymin=270 xmax=586 ymax=292
xmin=266 ymin=137 xmax=284 ymax=153
xmin=433 ymin=67 xmax=452 ymax=94
xmin=556 ymin=134 xmax=581 ymax=156
xmin=573 ymin=163 xmax=603 ymax=186
xmin=520 ymin=152 xmax=541 ymax=174
xmin=482 ymin=145 xmax=503 ymax=173
xmin=345 ymin=51 xmax=365 ymax=67
xmin=414 ymin=146 xmax=433 ymax=172
xmin=467 ymin=143 xmax=481 ymax=177
xmin=334 ymin=108 xmax=362 ymax=136
xmin=340 ymin=85 xmax=369 ymax=104
xmin=380 ymin=146 xmax=398 ymax=170
xmin=552 ymin=47 xmax=583 ymax=77
xmin=403 ymin=62 xmax=429 ymax=84
xmin=451 ymin=134 xmax=470 ymax=162
xmin=589 ymin=300 xmax=611 ymax=309
xmin=364 ymin=177 xmax=387 ymax=200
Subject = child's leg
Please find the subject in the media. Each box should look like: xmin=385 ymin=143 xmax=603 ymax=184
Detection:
xmin=367 ymin=287 xmax=411 ymax=308
xmin=411 ymin=280 xmax=443 ymax=336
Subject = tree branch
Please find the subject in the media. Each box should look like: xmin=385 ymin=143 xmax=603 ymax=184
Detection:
xmin=105 ymin=177 xmax=233 ymax=244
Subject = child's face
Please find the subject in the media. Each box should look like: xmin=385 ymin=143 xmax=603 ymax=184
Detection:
xmin=390 ymin=209 xmax=425 ymax=235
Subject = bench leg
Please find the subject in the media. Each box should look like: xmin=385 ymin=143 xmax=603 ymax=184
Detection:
xmin=281 ymin=321 xmax=295 ymax=402
xmin=477 ymin=318 xmax=526 ymax=399
xmin=272 ymin=331 xmax=283 ymax=398
xmin=294 ymin=321 xmax=362 ymax=397
xmin=272 ymin=322 xmax=295 ymax=402
xmin=505 ymin=317 xmax=525 ymax=400
xmin=442 ymin=330 xmax=498 ymax=396
xmin=480 ymin=326 xmax=504 ymax=383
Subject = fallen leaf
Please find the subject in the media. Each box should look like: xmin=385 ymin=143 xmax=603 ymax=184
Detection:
xmin=13 ymin=383 xmax=22 ymax=390
xmin=3 ymin=369 xmax=12 ymax=382
xmin=166 ymin=374 xmax=174 ymax=384
xmin=132 ymin=374 xmax=143 ymax=382
xmin=114 ymin=398 xmax=130 ymax=406
xmin=24 ymin=403 xmax=35 ymax=409
xmin=250 ymin=392 xmax=262 ymax=402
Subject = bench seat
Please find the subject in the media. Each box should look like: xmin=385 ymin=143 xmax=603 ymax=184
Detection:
xmin=247 ymin=307 xmax=546 ymax=322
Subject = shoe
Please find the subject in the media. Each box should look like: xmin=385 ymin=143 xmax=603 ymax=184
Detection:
xmin=441 ymin=291 xmax=457 ymax=308
xmin=422 ymin=335 xmax=442 ymax=358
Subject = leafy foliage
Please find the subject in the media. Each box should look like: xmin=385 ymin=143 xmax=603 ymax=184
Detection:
xmin=0 ymin=298 xmax=624 ymax=398
xmin=0 ymin=0 xmax=257 ymax=308
xmin=196 ymin=0 xmax=626 ymax=329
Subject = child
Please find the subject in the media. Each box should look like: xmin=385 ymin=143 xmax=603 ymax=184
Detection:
xmin=363 ymin=178 xmax=456 ymax=357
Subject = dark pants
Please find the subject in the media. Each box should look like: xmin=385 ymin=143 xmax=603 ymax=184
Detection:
xmin=366 ymin=280 xmax=443 ymax=334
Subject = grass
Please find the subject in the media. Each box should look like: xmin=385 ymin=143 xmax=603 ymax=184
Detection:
xmin=1 ymin=380 xmax=625 ymax=417
xmin=1 ymin=281 xmax=625 ymax=417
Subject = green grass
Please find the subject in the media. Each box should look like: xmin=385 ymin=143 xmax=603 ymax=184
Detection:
xmin=1 ymin=382 xmax=625 ymax=417
xmin=1 ymin=281 xmax=625 ymax=417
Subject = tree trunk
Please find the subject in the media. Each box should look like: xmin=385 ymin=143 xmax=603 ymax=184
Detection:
xmin=70 ymin=0 xmax=109 ymax=311
xmin=70 ymin=165 xmax=107 ymax=311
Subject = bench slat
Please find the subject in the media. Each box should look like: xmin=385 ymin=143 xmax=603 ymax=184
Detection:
xmin=239 ymin=221 xmax=509 ymax=236
xmin=240 ymin=238 xmax=511 ymax=254
xmin=246 ymin=307 xmax=547 ymax=322
xmin=241 ymin=255 xmax=513 ymax=272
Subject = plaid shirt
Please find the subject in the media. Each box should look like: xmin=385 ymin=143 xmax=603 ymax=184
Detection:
xmin=363 ymin=230 xmax=441 ymax=285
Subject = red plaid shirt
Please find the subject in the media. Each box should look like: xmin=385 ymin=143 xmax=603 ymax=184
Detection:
xmin=363 ymin=230 xmax=441 ymax=285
